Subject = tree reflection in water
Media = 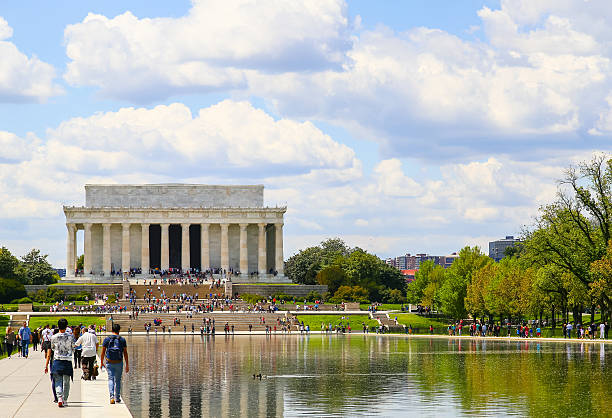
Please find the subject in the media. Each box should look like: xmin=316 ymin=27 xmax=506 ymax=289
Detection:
xmin=121 ymin=334 xmax=610 ymax=417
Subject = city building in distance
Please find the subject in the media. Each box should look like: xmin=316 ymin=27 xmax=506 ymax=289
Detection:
xmin=386 ymin=252 xmax=459 ymax=278
xmin=488 ymin=236 xmax=520 ymax=262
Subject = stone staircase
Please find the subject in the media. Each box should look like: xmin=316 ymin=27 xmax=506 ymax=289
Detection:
xmin=107 ymin=312 xmax=289 ymax=332
xmin=127 ymin=284 xmax=219 ymax=299
xmin=371 ymin=312 xmax=404 ymax=332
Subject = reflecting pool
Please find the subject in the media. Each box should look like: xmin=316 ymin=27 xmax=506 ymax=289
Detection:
xmin=122 ymin=335 xmax=611 ymax=417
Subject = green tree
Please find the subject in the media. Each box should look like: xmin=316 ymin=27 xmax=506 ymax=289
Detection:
xmin=0 ymin=246 xmax=24 ymax=282
xmin=286 ymin=246 xmax=323 ymax=284
xmin=590 ymin=240 xmax=612 ymax=323
xmin=522 ymin=154 xmax=612 ymax=321
xmin=0 ymin=278 xmax=27 ymax=303
xmin=437 ymin=246 xmax=490 ymax=319
xmin=20 ymin=249 xmax=59 ymax=285
xmin=422 ymin=264 xmax=446 ymax=311
xmin=76 ymin=254 xmax=84 ymax=271
xmin=406 ymin=260 xmax=435 ymax=304
xmin=285 ymin=238 xmax=352 ymax=284
xmin=316 ymin=265 xmax=347 ymax=295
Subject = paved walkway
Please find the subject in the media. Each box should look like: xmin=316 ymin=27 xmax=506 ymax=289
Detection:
xmin=0 ymin=349 xmax=131 ymax=418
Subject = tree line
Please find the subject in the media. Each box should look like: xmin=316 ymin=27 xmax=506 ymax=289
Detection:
xmin=0 ymin=247 xmax=59 ymax=303
xmin=408 ymin=155 xmax=611 ymax=326
xmin=285 ymin=238 xmax=406 ymax=303
xmin=286 ymin=155 xmax=611 ymax=326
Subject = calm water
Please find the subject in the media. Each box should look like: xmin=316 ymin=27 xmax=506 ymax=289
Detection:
xmin=122 ymin=335 xmax=611 ymax=417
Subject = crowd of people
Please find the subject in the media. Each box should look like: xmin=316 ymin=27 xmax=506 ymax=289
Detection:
xmin=435 ymin=319 xmax=610 ymax=339
xmin=3 ymin=319 xmax=129 ymax=409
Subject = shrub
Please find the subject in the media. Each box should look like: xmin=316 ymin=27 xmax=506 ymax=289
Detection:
xmin=381 ymin=288 xmax=407 ymax=304
xmin=30 ymin=287 xmax=65 ymax=304
xmin=271 ymin=293 xmax=293 ymax=302
xmin=66 ymin=291 xmax=92 ymax=302
xmin=329 ymin=286 xmax=370 ymax=303
xmin=0 ymin=278 xmax=26 ymax=303
xmin=106 ymin=294 xmax=117 ymax=304
xmin=239 ymin=293 xmax=265 ymax=304
xmin=305 ymin=291 xmax=323 ymax=302
xmin=10 ymin=296 xmax=33 ymax=304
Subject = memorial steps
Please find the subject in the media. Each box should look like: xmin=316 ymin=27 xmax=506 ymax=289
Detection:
xmin=107 ymin=312 xmax=291 ymax=332
xmin=128 ymin=284 xmax=219 ymax=299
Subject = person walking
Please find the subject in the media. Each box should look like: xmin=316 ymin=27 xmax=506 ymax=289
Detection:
xmin=18 ymin=322 xmax=31 ymax=358
xmin=32 ymin=327 xmax=40 ymax=351
xmin=75 ymin=325 xmax=98 ymax=380
xmin=4 ymin=327 xmax=16 ymax=358
xmin=101 ymin=323 xmax=129 ymax=404
xmin=72 ymin=327 xmax=82 ymax=369
xmin=44 ymin=319 xmax=74 ymax=408
xmin=41 ymin=325 xmax=53 ymax=355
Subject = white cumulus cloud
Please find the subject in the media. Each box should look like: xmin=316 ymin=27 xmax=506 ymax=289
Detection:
xmin=63 ymin=0 xmax=350 ymax=101
xmin=0 ymin=16 xmax=62 ymax=102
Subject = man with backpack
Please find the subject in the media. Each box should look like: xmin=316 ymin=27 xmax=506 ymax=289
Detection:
xmin=100 ymin=324 xmax=129 ymax=404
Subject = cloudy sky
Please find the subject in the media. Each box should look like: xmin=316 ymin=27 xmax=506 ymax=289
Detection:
xmin=1 ymin=0 xmax=611 ymax=267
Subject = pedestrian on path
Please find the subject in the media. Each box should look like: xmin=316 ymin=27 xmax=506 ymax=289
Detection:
xmin=18 ymin=322 xmax=31 ymax=358
xmin=44 ymin=319 xmax=75 ymax=408
xmin=75 ymin=325 xmax=98 ymax=380
xmin=101 ymin=323 xmax=129 ymax=404
xmin=5 ymin=327 xmax=16 ymax=358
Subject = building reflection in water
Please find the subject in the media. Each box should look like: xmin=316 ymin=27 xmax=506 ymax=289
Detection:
xmin=121 ymin=334 xmax=609 ymax=418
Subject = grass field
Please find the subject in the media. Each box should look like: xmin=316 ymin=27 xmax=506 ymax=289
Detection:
xmin=294 ymin=314 xmax=379 ymax=331
xmin=360 ymin=304 xmax=409 ymax=311
xmin=28 ymin=315 xmax=106 ymax=330
xmin=49 ymin=283 xmax=118 ymax=286
xmin=0 ymin=315 xmax=9 ymax=360
xmin=394 ymin=313 xmax=450 ymax=334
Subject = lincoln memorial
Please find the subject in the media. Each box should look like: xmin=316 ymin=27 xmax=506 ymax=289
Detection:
xmin=63 ymin=184 xmax=286 ymax=282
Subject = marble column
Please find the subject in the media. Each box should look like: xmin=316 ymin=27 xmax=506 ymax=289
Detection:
xmin=122 ymin=223 xmax=130 ymax=274
xmin=83 ymin=223 xmax=92 ymax=276
xmin=161 ymin=223 xmax=169 ymax=271
xmin=257 ymin=223 xmax=266 ymax=274
xmin=275 ymin=223 xmax=284 ymax=275
xmin=66 ymin=223 xmax=76 ymax=276
xmin=239 ymin=223 xmax=248 ymax=275
xmin=201 ymin=223 xmax=210 ymax=271
xmin=181 ymin=223 xmax=190 ymax=271
xmin=102 ymin=223 xmax=111 ymax=276
xmin=141 ymin=223 xmax=150 ymax=273
xmin=220 ymin=223 xmax=229 ymax=273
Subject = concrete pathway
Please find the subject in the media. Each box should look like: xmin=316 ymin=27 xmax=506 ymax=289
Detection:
xmin=0 ymin=349 xmax=131 ymax=417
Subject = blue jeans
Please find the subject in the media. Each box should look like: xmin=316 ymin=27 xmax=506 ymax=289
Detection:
xmin=106 ymin=362 xmax=123 ymax=400
xmin=21 ymin=339 xmax=29 ymax=357
xmin=52 ymin=373 xmax=71 ymax=401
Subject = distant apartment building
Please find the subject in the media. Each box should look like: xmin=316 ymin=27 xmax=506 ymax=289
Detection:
xmin=489 ymin=236 xmax=520 ymax=262
xmin=386 ymin=252 xmax=459 ymax=273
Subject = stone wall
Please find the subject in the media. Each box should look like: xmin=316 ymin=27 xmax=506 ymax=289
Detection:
xmin=228 ymin=284 xmax=327 ymax=298
xmin=85 ymin=184 xmax=264 ymax=208
xmin=25 ymin=284 xmax=123 ymax=296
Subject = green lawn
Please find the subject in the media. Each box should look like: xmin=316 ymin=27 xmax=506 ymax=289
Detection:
xmin=50 ymin=283 xmax=118 ymax=286
xmin=28 ymin=315 xmax=106 ymax=330
xmin=394 ymin=313 xmax=449 ymax=334
xmin=360 ymin=303 xmax=409 ymax=311
xmin=0 ymin=315 xmax=9 ymax=360
xmin=294 ymin=314 xmax=379 ymax=331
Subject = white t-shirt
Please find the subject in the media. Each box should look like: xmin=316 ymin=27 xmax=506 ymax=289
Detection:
xmin=42 ymin=328 xmax=53 ymax=342
xmin=75 ymin=332 xmax=98 ymax=357
xmin=50 ymin=332 xmax=74 ymax=361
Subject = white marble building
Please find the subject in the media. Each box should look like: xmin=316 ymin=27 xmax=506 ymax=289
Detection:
xmin=63 ymin=184 xmax=286 ymax=281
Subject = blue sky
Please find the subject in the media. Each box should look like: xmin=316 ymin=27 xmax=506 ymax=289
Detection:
xmin=1 ymin=0 xmax=610 ymax=267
